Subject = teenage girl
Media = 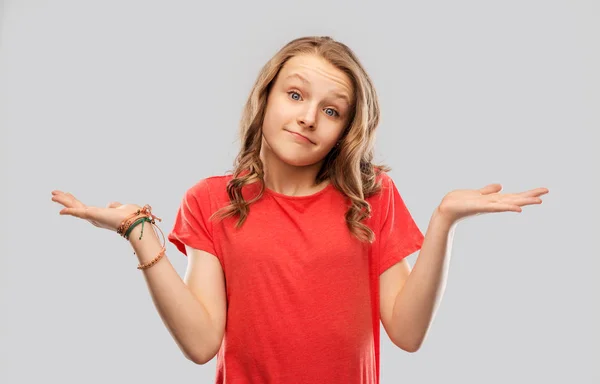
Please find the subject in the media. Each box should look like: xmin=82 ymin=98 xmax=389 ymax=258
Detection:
xmin=51 ymin=36 xmax=549 ymax=384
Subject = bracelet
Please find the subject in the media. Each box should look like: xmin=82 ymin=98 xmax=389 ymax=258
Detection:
xmin=118 ymin=205 xmax=162 ymax=237
xmin=124 ymin=217 xmax=152 ymax=240
xmin=116 ymin=204 xmax=167 ymax=271
xmin=137 ymin=247 xmax=166 ymax=270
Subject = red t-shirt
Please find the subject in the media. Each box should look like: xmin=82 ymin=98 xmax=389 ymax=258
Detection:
xmin=167 ymin=171 xmax=424 ymax=384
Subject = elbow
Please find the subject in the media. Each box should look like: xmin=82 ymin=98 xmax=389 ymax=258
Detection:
xmin=182 ymin=349 xmax=202 ymax=365
xmin=390 ymin=324 xmax=430 ymax=353
xmin=403 ymin=342 xmax=422 ymax=353
xmin=184 ymin=330 xmax=224 ymax=365
xmin=186 ymin=348 xmax=217 ymax=365
xmin=190 ymin=356 xmax=210 ymax=365
xmin=391 ymin=334 xmax=423 ymax=353
xmin=398 ymin=340 xmax=422 ymax=353
xmin=186 ymin=352 xmax=210 ymax=365
xmin=185 ymin=342 xmax=221 ymax=365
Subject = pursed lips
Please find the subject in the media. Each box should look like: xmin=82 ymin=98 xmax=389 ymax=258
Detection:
xmin=285 ymin=129 xmax=315 ymax=145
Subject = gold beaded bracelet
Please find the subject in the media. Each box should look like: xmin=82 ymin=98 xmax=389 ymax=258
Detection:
xmin=137 ymin=247 xmax=166 ymax=270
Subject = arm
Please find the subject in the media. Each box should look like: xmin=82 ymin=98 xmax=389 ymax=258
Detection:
xmin=381 ymin=208 xmax=455 ymax=352
xmin=381 ymin=182 xmax=547 ymax=352
xmin=129 ymin=224 xmax=227 ymax=364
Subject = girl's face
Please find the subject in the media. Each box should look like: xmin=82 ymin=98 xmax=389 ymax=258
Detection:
xmin=261 ymin=54 xmax=354 ymax=168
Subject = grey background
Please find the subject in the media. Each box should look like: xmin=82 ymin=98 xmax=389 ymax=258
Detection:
xmin=1 ymin=0 xmax=598 ymax=383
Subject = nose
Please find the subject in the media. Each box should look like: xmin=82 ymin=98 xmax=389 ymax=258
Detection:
xmin=297 ymin=104 xmax=318 ymax=129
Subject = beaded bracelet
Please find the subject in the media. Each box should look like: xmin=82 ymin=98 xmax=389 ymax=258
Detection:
xmin=137 ymin=247 xmax=166 ymax=270
xmin=117 ymin=204 xmax=167 ymax=270
xmin=117 ymin=205 xmax=161 ymax=237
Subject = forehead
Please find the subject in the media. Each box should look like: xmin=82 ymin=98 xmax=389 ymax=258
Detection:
xmin=278 ymin=54 xmax=353 ymax=96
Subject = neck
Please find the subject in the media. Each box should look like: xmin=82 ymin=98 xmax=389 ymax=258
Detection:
xmin=259 ymin=139 xmax=328 ymax=197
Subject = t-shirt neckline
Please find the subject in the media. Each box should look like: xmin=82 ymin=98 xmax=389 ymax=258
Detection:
xmin=264 ymin=181 xmax=334 ymax=200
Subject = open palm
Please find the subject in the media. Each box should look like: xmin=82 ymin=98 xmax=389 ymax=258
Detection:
xmin=438 ymin=183 xmax=549 ymax=224
xmin=51 ymin=190 xmax=143 ymax=232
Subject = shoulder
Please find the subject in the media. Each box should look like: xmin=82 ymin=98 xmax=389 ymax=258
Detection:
xmin=375 ymin=169 xmax=394 ymax=187
xmin=182 ymin=174 xmax=233 ymax=209
xmin=366 ymin=169 xmax=407 ymax=223
xmin=367 ymin=169 xmax=395 ymax=203
xmin=186 ymin=174 xmax=232 ymax=196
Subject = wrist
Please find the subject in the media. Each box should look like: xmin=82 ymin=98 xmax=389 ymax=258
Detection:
xmin=127 ymin=221 xmax=160 ymax=245
xmin=127 ymin=223 xmax=164 ymax=264
xmin=432 ymin=206 xmax=458 ymax=230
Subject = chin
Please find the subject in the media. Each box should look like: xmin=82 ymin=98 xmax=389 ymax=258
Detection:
xmin=275 ymin=149 xmax=321 ymax=167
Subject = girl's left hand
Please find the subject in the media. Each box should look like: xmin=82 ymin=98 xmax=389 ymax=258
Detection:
xmin=437 ymin=184 xmax=549 ymax=224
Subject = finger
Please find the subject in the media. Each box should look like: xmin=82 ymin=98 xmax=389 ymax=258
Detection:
xmin=106 ymin=202 xmax=122 ymax=209
xmin=51 ymin=195 xmax=70 ymax=207
xmin=483 ymin=202 xmax=522 ymax=213
xmin=59 ymin=206 xmax=95 ymax=219
xmin=519 ymin=188 xmax=550 ymax=198
xmin=52 ymin=190 xmax=69 ymax=197
xmin=51 ymin=192 xmax=86 ymax=208
xmin=522 ymin=197 xmax=543 ymax=205
xmin=502 ymin=196 xmax=543 ymax=206
xmin=52 ymin=195 xmax=82 ymax=208
xmin=479 ymin=184 xmax=503 ymax=195
xmin=498 ymin=204 xmax=522 ymax=213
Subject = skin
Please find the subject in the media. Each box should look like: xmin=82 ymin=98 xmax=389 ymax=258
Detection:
xmin=380 ymin=184 xmax=549 ymax=352
xmin=256 ymin=53 xmax=550 ymax=353
xmin=259 ymin=53 xmax=353 ymax=196
xmin=51 ymin=52 xmax=550 ymax=355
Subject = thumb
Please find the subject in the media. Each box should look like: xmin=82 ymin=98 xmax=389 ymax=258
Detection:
xmin=106 ymin=201 xmax=123 ymax=209
xmin=479 ymin=183 xmax=503 ymax=195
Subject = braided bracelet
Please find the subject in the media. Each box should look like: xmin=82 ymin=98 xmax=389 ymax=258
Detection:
xmin=117 ymin=205 xmax=167 ymax=270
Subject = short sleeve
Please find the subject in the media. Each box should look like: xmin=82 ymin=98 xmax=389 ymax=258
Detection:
xmin=375 ymin=173 xmax=425 ymax=274
xmin=167 ymin=179 xmax=217 ymax=257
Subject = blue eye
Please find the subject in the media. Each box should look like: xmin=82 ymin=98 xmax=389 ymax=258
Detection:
xmin=324 ymin=108 xmax=339 ymax=117
xmin=289 ymin=91 xmax=302 ymax=101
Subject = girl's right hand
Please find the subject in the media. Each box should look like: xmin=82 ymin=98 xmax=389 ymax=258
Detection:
xmin=51 ymin=190 xmax=143 ymax=233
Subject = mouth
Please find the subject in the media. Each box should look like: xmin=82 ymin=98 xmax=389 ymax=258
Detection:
xmin=285 ymin=129 xmax=315 ymax=145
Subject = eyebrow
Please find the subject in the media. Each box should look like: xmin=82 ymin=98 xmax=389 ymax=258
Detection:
xmin=285 ymin=73 xmax=352 ymax=105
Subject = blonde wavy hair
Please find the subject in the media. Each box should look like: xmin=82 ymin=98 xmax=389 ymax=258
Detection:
xmin=212 ymin=36 xmax=390 ymax=243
